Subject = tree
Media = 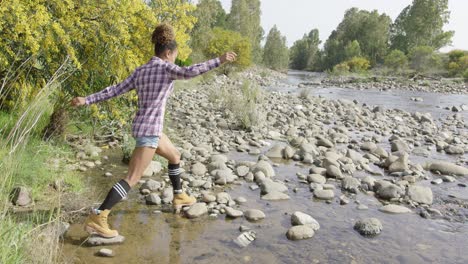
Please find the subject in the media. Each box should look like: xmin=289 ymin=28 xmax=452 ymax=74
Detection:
xmin=227 ymin=0 xmax=264 ymax=63
xmin=204 ymin=27 xmax=252 ymax=72
xmin=190 ymin=0 xmax=227 ymax=61
xmin=384 ymin=50 xmax=409 ymax=72
xmin=390 ymin=0 xmax=454 ymax=53
xmin=262 ymin=25 xmax=289 ymax=71
xmin=323 ymin=8 xmax=391 ymax=69
xmin=289 ymin=29 xmax=321 ymax=70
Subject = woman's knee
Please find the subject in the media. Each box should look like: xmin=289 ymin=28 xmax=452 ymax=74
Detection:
xmin=169 ymin=150 xmax=181 ymax=164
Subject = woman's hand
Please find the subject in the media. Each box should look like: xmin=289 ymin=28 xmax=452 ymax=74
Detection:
xmin=71 ymin=97 xmax=86 ymax=107
xmin=220 ymin=51 xmax=237 ymax=64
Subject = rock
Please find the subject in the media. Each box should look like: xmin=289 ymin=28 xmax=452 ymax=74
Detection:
xmin=261 ymin=191 xmax=290 ymax=201
xmin=213 ymin=169 xmax=236 ymax=185
xmin=376 ymin=183 xmax=404 ymax=200
xmin=431 ymin=179 xmax=443 ymax=185
xmin=252 ymin=160 xmax=275 ymax=177
xmin=244 ymin=209 xmax=266 ymax=221
xmin=286 ymin=225 xmax=315 ymax=240
xmin=86 ymin=235 xmax=125 ymax=246
xmin=145 ymin=193 xmax=161 ymax=205
xmin=97 ymin=248 xmax=114 ymax=257
xmin=316 ymin=136 xmax=334 ymax=148
xmin=313 ymin=189 xmax=335 ymax=200
xmin=291 ymin=212 xmax=320 ymax=230
xmin=307 ymin=174 xmax=326 ymax=184
xmin=191 ymin=162 xmax=207 ymax=176
xmin=143 ymin=161 xmax=162 ymax=177
xmin=104 ymin=172 xmax=113 ymax=177
xmin=282 ymin=145 xmax=295 ymax=159
xmin=140 ymin=179 xmax=161 ymax=192
xmin=216 ymin=192 xmax=231 ymax=204
xmin=408 ymin=186 xmax=433 ymax=204
xmin=202 ymin=193 xmax=216 ymax=203
xmin=426 ymin=161 xmax=468 ymax=176
xmin=379 ymin=204 xmax=412 ymax=214
xmin=391 ymin=140 xmax=410 ymax=153
xmin=444 ymin=145 xmax=464 ymax=155
xmin=341 ymin=176 xmax=360 ymax=194
xmin=10 ymin=187 xmax=32 ymax=206
xmin=388 ymin=153 xmax=409 ymax=173
xmin=236 ymin=166 xmax=250 ymax=177
xmin=185 ymin=203 xmax=208 ymax=219
xmin=235 ymin=196 xmax=247 ymax=204
xmin=260 ymin=178 xmax=288 ymax=194
xmin=225 ymin=207 xmax=244 ymax=218
xmin=265 ymin=144 xmax=284 ymax=159
xmin=233 ymin=231 xmax=256 ymax=248
xmin=326 ymin=165 xmax=343 ymax=179
xmin=354 ymin=218 xmax=383 ymax=236
xmin=161 ymin=188 xmax=173 ymax=204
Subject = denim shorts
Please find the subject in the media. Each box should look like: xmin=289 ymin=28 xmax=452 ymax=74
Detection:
xmin=135 ymin=136 xmax=160 ymax=149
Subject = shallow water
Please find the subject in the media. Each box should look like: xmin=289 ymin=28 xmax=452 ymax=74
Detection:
xmin=61 ymin=72 xmax=468 ymax=264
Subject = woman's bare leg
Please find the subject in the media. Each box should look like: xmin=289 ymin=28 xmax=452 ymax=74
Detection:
xmin=125 ymin=147 xmax=157 ymax=187
xmin=155 ymin=133 xmax=181 ymax=164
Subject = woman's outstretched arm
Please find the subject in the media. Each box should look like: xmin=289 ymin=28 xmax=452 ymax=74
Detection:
xmin=73 ymin=70 xmax=138 ymax=106
xmin=166 ymin=52 xmax=237 ymax=80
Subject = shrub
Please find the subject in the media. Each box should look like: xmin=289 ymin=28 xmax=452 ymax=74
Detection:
xmin=332 ymin=62 xmax=350 ymax=75
xmin=346 ymin=56 xmax=370 ymax=72
xmin=384 ymin=50 xmax=408 ymax=72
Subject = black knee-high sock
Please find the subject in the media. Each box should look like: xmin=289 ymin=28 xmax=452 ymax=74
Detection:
xmin=168 ymin=163 xmax=182 ymax=194
xmin=98 ymin=179 xmax=131 ymax=211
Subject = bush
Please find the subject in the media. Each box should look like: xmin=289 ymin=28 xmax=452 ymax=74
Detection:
xmin=332 ymin=62 xmax=350 ymax=74
xmin=204 ymin=27 xmax=252 ymax=73
xmin=384 ymin=50 xmax=408 ymax=72
xmin=464 ymin=69 xmax=468 ymax=82
xmin=346 ymin=56 xmax=370 ymax=72
xmin=446 ymin=49 xmax=468 ymax=77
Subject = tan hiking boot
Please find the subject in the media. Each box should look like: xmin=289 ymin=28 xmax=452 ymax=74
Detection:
xmin=84 ymin=209 xmax=119 ymax=238
xmin=173 ymin=192 xmax=196 ymax=210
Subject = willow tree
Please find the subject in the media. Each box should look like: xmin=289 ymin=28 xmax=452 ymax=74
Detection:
xmin=227 ymin=0 xmax=264 ymax=63
xmin=262 ymin=25 xmax=289 ymax=71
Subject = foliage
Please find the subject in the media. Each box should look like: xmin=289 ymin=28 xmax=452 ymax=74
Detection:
xmin=384 ymin=50 xmax=409 ymax=72
xmin=446 ymin=50 xmax=468 ymax=77
xmin=289 ymin=29 xmax=321 ymax=70
xmin=409 ymin=46 xmax=443 ymax=73
xmin=0 ymin=0 xmax=197 ymax=138
xmin=346 ymin=57 xmax=371 ymax=72
xmin=204 ymin=27 xmax=252 ymax=71
xmin=332 ymin=62 xmax=350 ymax=75
xmin=227 ymin=0 xmax=264 ymax=63
xmin=190 ymin=0 xmax=227 ymax=62
xmin=390 ymin=0 xmax=454 ymax=53
xmin=323 ymin=8 xmax=391 ymax=69
xmin=262 ymin=25 xmax=289 ymax=71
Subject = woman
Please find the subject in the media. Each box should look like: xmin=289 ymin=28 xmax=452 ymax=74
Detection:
xmin=71 ymin=23 xmax=237 ymax=238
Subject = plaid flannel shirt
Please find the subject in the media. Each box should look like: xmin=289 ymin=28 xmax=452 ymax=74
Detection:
xmin=85 ymin=57 xmax=221 ymax=137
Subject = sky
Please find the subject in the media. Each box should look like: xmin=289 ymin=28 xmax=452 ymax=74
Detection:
xmin=216 ymin=0 xmax=467 ymax=52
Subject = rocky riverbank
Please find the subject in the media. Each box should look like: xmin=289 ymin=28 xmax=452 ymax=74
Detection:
xmin=59 ymin=66 xmax=468 ymax=262
xmin=299 ymin=75 xmax=467 ymax=95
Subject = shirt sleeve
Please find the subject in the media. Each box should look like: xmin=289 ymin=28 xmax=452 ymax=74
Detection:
xmin=166 ymin=57 xmax=221 ymax=80
xmin=85 ymin=70 xmax=138 ymax=105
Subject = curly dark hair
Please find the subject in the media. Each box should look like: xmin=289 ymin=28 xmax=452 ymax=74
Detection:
xmin=151 ymin=23 xmax=178 ymax=56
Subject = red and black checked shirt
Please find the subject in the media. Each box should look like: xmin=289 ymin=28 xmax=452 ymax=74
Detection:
xmin=85 ymin=56 xmax=221 ymax=137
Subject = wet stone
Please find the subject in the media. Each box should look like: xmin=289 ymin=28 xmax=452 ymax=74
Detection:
xmin=86 ymin=235 xmax=125 ymax=246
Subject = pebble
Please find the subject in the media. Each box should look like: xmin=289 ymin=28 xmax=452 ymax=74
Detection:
xmin=97 ymin=248 xmax=114 ymax=257
xmin=354 ymin=218 xmax=383 ymax=236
